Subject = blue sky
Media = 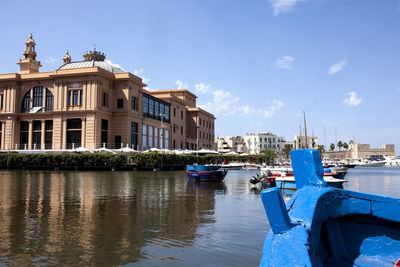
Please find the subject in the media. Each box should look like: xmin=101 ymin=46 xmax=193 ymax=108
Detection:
xmin=1 ymin=0 xmax=399 ymax=154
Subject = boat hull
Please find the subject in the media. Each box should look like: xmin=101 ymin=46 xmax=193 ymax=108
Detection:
xmin=186 ymin=170 xmax=228 ymax=182
xmin=260 ymin=149 xmax=400 ymax=267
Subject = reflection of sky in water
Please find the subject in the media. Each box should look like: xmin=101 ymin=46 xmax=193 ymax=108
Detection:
xmin=0 ymin=168 xmax=398 ymax=266
xmin=343 ymin=167 xmax=400 ymax=198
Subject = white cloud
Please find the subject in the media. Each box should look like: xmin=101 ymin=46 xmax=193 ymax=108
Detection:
xmin=105 ymin=59 xmax=125 ymax=71
xmin=275 ymin=56 xmax=295 ymax=70
xmin=343 ymin=91 xmax=362 ymax=107
xmin=174 ymin=80 xmax=188 ymax=89
xmin=194 ymin=83 xmax=210 ymax=94
xmin=328 ymin=60 xmax=347 ymax=75
xmin=260 ymin=100 xmax=285 ymax=118
xmin=269 ymin=0 xmax=306 ymax=16
xmin=45 ymin=57 xmax=57 ymax=64
xmin=133 ymin=69 xmax=150 ymax=84
xmin=198 ymin=89 xmax=251 ymax=116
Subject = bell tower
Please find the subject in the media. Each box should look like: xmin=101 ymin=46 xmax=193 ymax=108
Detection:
xmin=17 ymin=34 xmax=42 ymax=74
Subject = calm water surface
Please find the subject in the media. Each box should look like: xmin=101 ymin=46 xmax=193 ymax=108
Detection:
xmin=0 ymin=167 xmax=399 ymax=266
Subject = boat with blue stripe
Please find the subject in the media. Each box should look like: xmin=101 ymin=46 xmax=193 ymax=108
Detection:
xmin=186 ymin=165 xmax=228 ymax=182
xmin=260 ymin=149 xmax=400 ymax=266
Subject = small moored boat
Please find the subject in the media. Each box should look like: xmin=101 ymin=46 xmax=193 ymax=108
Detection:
xmin=186 ymin=165 xmax=228 ymax=182
xmin=260 ymin=149 xmax=400 ymax=266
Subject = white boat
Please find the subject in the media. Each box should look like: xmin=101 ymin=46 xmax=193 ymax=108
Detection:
xmin=384 ymin=156 xmax=400 ymax=167
xmin=353 ymin=159 xmax=386 ymax=167
xmin=243 ymin=163 xmax=261 ymax=170
xmin=276 ymin=175 xmax=346 ymax=189
xmin=220 ymin=162 xmax=245 ymax=170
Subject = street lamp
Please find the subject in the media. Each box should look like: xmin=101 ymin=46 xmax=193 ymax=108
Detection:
xmin=7 ymin=116 xmax=12 ymax=170
xmin=195 ymin=125 xmax=200 ymax=160
xmin=160 ymin=113 xmax=166 ymax=150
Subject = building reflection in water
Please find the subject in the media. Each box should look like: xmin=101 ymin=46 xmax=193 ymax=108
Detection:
xmin=0 ymin=170 xmax=223 ymax=265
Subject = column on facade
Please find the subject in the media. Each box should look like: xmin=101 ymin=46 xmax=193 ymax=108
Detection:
xmin=41 ymin=120 xmax=45 ymax=150
xmin=28 ymin=121 xmax=33 ymax=150
xmin=82 ymin=118 xmax=86 ymax=148
xmin=62 ymin=119 xmax=67 ymax=149
xmin=1 ymin=121 xmax=5 ymax=150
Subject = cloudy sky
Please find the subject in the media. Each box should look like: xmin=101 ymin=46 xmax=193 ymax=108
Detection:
xmin=1 ymin=0 xmax=399 ymax=153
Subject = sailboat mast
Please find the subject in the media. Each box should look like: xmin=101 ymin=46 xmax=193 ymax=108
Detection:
xmin=303 ymin=111 xmax=308 ymax=148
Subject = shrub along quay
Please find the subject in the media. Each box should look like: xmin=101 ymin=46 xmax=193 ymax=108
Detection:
xmin=0 ymin=152 xmax=270 ymax=171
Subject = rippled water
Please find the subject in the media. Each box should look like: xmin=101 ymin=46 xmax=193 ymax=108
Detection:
xmin=0 ymin=167 xmax=399 ymax=266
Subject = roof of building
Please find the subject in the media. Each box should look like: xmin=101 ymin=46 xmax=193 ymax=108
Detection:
xmin=58 ymin=60 xmax=125 ymax=74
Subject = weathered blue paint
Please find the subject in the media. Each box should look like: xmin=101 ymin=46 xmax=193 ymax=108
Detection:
xmin=186 ymin=165 xmax=221 ymax=171
xmin=260 ymin=149 xmax=400 ymax=267
xmin=291 ymin=149 xmax=327 ymax=189
xmin=261 ymin=188 xmax=291 ymax=234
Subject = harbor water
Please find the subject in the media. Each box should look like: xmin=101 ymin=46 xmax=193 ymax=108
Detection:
xmin=0 ymin=167 xmax=399 ymax=266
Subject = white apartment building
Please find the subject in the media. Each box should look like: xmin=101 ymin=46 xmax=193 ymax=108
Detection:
xmin=216 ymin=136 xmax=247 ymax=153
xmin=243 ymin=132 xmax=286 ymax=154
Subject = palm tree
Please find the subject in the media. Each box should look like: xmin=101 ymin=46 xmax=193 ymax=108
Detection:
xmin=337 ymin=141 xmax=343 ymax=151
xmin=317 ymin=145 xmax=325 ymax=156
xmin=330 ymin=143 xmax=335 ymax=151
xmin=343 ymin=142 xmax=348 ymax=150
xmin=260 ymin=149 xmax=276 ymax=165
xmin=282 ymin=144 xmax=292 ymax=159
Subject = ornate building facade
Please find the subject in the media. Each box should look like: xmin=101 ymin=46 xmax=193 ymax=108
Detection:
xmin=0 ymin=34 xmax=215 ymax=151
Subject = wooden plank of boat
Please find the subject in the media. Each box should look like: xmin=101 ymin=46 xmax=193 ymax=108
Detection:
xmin=260 ymin=149 xmax=400 ymax=267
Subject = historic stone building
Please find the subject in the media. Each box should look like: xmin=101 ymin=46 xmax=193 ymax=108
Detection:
xmin=0 ymin=34 xmax=215 ymax=151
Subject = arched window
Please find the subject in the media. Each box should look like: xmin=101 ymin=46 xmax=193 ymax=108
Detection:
xmin=33 ymin=86 xmax=43 ymax=107
xmin=46 ymin=89 xmax=53 ymax=111
xmin=21 ymin=91 xmax=31 ymax=112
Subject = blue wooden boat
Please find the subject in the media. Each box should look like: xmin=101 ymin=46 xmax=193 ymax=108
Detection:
xmin=260 ymin=149 xmax=400 ymax=267
xmin=186 ymin=165 xmax=228 ymax=182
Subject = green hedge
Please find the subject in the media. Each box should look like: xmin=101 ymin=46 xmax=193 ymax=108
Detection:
xmin=0 ymin=152 xmax=270 ymax=169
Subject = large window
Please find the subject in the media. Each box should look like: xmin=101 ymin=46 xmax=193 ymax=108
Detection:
xmin=142 ymin=93 xmax=170 ymax=123
xmin=101 ymin=119 xmax=108 ymax=145
xmin=32 ymin=121 xmax=41 ymax=149
xmin=45 ymin=120 xmax=53 ymax=149
xmin=21 ymin=91 xmax=31 ymax=112
xmin=33 ymin=87 xmax=43 ymax=107
xmin=154 ymin=128 xmax=158 ymax=148
xmin=131 ymin=96 xmax=137 ymax=110
xmin=102 ymin=92 xmax=108 ymax=107
xmin=148 ymin=126 xmax=153 ymax=148
xmin=20 ymin=121 xmax=29 ymax=149
xmin=165 ymin=130 xmax=169 ymax=149
xmin=45 ymin=89 xmax=53 ymax=111
xmin=142 ymin=125 xmax=147 ymax=150
xmin=0 ymin=93 xmax=4 ymax=110
xmin=67 ymin=119 xmax=82 ymax=148
xmin=117 ymin=98 xmax=124 ymax=109
xmin=131 ymin=122 xmax=138 ymax=150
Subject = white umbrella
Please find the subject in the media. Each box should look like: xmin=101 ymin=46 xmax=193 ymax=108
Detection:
xmin=143 ymin=147 xmax=162 ymax=153
xmin=116 ymin=147 xmax=138 ymax=153
xmin=94 ymin=147 xmax=116 ymax=154
xmin=74 ymin=147 xmax=93 ymax=153
xmin=197 ymin=149 xmax=219 ymax=154
xmin=224 ymin=151 xmax=238 ymax=155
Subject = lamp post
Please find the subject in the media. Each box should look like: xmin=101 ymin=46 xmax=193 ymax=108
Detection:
xmin=7 ymin=116 xmax=12 ymax=170
xmin=160 ymin=113 xmax=165 ymax=150
xmin=195 ymin=125 xmax=200 ymax=161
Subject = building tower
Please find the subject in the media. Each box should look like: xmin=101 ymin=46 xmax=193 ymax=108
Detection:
xmin=17 ymin=34 xmax=42 ymax=74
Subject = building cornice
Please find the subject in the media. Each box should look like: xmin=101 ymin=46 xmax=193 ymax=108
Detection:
xmin=186 ymin=107 xmax=216 ymax=119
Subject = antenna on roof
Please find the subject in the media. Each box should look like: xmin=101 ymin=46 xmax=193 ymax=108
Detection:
xmin=94 ymin=43 xmax=96 ymax=51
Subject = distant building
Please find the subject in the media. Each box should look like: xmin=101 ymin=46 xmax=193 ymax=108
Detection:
xmin=0 ymin=34 xmax=215 ymax=151
xmin=293 ymin=134 xmax=318 ymax=150
xmin=243 ymin=132 xmax=285 ymax=154
xmin=216 ymin=136 xmax=247 ymax=153
xmin=324 ymin=143 xmax=395 ymax=159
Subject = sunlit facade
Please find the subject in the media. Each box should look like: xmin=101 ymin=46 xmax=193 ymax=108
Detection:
xmin=0 ymin=34 xmax=215 ymax=151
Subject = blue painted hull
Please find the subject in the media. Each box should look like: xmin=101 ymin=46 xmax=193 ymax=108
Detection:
xmin=276 ymin=180 xmax=296 ymax=190
xmin=186 ymin=170 xmax=228 ymax=182
xmin=260 ymin=149 xmax=400 ymax=267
